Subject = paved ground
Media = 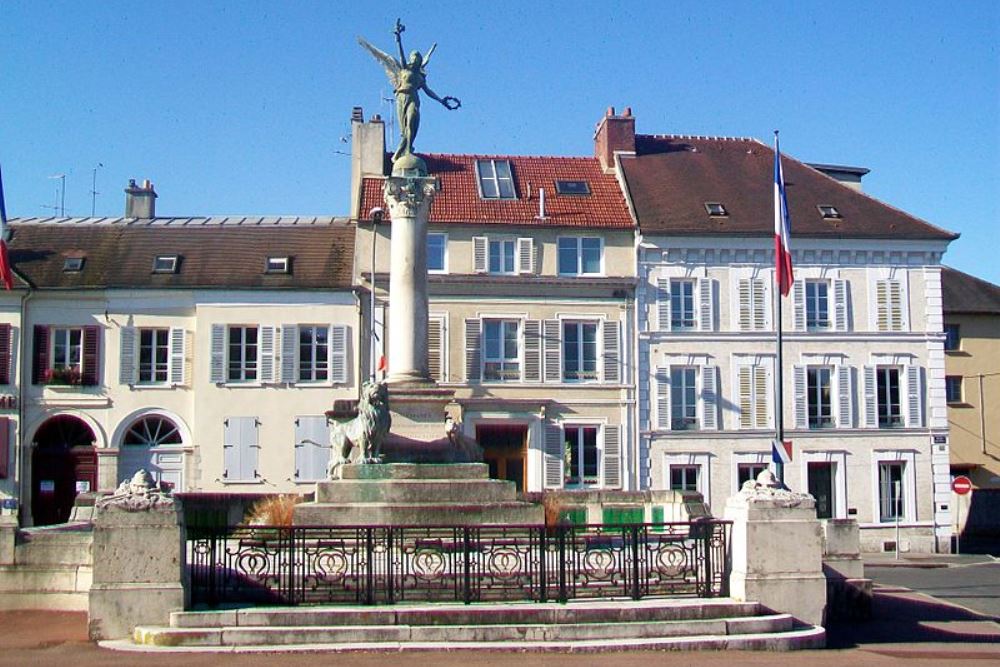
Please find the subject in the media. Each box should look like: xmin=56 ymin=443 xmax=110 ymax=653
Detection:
xmin=865 ymin=557 xmax=1000 ymax=619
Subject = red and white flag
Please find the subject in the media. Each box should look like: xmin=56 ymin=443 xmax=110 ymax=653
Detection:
xmin=773 ymin=133 xmax=793 ymax=297
xmin=0 ymin=164 xmax=14 ymax=290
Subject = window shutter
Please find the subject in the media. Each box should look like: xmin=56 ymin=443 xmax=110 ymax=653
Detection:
xmin=752 ymin=279 xmax=767 ymax=330
xmin=543 ymin=423 xmax=564 ymax=489
xmin=738 ymin=366 xmax=753 ymax=429
xmin=260 ymin=326 xmax=276 ymax=383
xmin=753 ymin=366 xmax=769 ymax=429
xmin=522 ymin=319 xmax=541 ymax=383
xmin=700 ymin=365 xmax=719 ymax=430
xmin=464 ymin=319 xmax=481 ymax=382
xmin=904 ymin=365 xmax=923 ymax=428
xmin=169 ymin=327 xmax=186 ymax=385
xmin=836 ymin=365 xmax=853 ymax=428
xmin=294 ymin=416 xmax=330 ymax=481
xmin=119 ymin=326 xmax=136 ymax=385
xmin=833 ymin=279 xmax=849 ymax=332
xmin=889 ymin=280 xmax=906 ymax=332
xmin=543 ymin=319 xmax=561 ymax=382
xmin=281 ymin=324 xmax=297 ymax=384
xmin=863 ymin=366 xmax=878 ymax=428
xmin=875 ymin=280 xmax=890 ymax=331
xmin=738 ymin=279 xmax=752 ymax=331
xmin=428 ymin=318 xmax=444 ymax=382
xmin=210 ymin=324 xmax=226 ymax=384
xmin=473 ymin=237 xmax=488 ymax=273
xmin=331 ymin=325 xmax=348 ymax=383
xmin=82 ymin=325 xmax=100 ymax=386
xmin=0 ymin=417 xmax=9 ymax=479
xmin=792 ymin=281 xmax=806 ymax=332
xmin=603 ymin=425 xmax=622 ymax=489
xmin=0 ymin=325 xmax=11 ymax=385
xmin=32 ymin=325 xmax=49 ymax=385
xmin=655 ymin=367 xmax=671 ymax=430
xmin=602 ymin=319 xmax=620 ymax=384
xmin=243 ymin=417 xmax=260 ymax=480
xmin=517 ymin=237 xmax=534 ymax=274
xmin=657 ymin=278 xmax=671 ymax=331
xmin=223 ymin=418 xmax=238 ymax=480
xmin=698 ymin=278 xmax=714 ymax=332
xmin=793 ymin=365 xmax=808 ymax=429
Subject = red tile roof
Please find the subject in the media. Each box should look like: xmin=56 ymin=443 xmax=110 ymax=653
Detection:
xmin=360 ymin=154 xmax=633 ymax=229
xmin=621 ymin=135 xmax=958 ymax=241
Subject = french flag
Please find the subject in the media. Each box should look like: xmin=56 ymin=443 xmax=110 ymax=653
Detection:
xmin=0 ymin=165 xmax=14 ymax=291
xmin=772 ymin=439 xmax=792 ymax=465
xmin=773 ymin=133 xmax=794 ymax=297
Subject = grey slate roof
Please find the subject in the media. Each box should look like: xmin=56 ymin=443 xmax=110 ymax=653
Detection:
xmin=942 ymin=266 xmax=1000 ymax=315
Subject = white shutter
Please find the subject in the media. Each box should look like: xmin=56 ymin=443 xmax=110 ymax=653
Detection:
xmin=700 ymin=365 xmax=719 ymax=430
xmin=792 ymin=281 xmax=806 ymax=332
xmin=754 ymin=366 xmax=769 ymax=429
xmin=331 ymin=325 xmax=348 ymax=383
xmin=657 ymin=278 xmax=671 ymax=331
xmin=280 ymin=325 xmax=298 ymax=384
xmin=169 ymin=327 xmax=186 ymax=385
xmin=464 ymin=319 xmax=481 ymax=382
xmin=602 ymin=319 xmax=620 ymax=384
xmin=836 ymin=365 xmax=853 ymax=428
xmin=875 ymin=280 xmax=890 ymax=331
xmin=793 ymin=365 xmax=808 ymax=429
xmin=260 ymin=326 xmax=276 ymax=383
xmin=517 ymin=237 xmax=534 ymax=274
xmin=543 ymin=319 xmax=561 ymax=382
xmin=752 ymin=279 xmax=767 ymax=330
xmin=119 ymin=326 xmax=136 ymax=385
xmin=833 ymin=279 xmax=849 ymax=332
xmin=473 ymin=237 xmax=488 ymax=273
xmin=294 ymin=416 xmax=330 ymax=481
xmin=738 ymin=366 xmax=753 ymax=429
xmin=522 ymin=319 xmax=541 ymax=383
xmin=243 ymin=417 xmax=260 ymax=480
xmin=428 ymin=318 xmax=444 ymax=382
xmin=543 ymin=423 xmax=564 ymax=489
xmin=863 ymin=366 xmax=878 ymax=428
xmin=889 ymin=280 xmax=906 ymax=332
xmin=210 ymin=324 xmax=226 ymax=384
xmin=656 ymin=367 xmax=671 ymax=430
xmin=603 ymin=425 xmax=621 ymax=489
xmin=904 ymin=365 xmax=923 ymax=427
xmin=698 ymin=278 xmax=714 ymax=332
xmin=738 ymin=279 xmax=752 ymax=331
xmin=223 ymin=416 xmax=258 ymax=481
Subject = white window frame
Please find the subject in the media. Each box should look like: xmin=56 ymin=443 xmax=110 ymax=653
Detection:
xmin=488 ymin=238 xmax=517 ymax=275
xmin=297 ymin=325 xmax=330 ymax=383
xmin=806 ymin=365 xmax=834 ymax=429
xmin=475 ymin=159 xmax=516 ymax=199
xmin=731 ymin=451 xmax=774 ymax=496
xmin=799 ymin=450 xmax=848 ymax=519
xmin=51 ymin=326 xmax=83 ymax=373
xmin=876 ymin=365 xmax=903 ymax=429
xmin=227 ymin=325 xmax=259 ymax=383
xmin=561 ymin=320 xmax=599 ymax=383
xmin=663 ymin=452 xmax=712 ymax=504
xmin=563 ymin=422 xmax=603 ymax=489
xmin=427 ymin=232 xmax=448 ymax=274
xmin=670 ymin=279 xmax=697 ymax=330
xmin=557 ymin=236 xmax=603 ymax=276
xmin=805 ymin=279 xmax=831 ymax=331
xmin=670 ymin=366 xmax=699 ymax=431
xmin=482 ymin=318 xmax=521 ymax=382
xmin=871 ymin=450 xmax=917 ymax=524
xmin=137 ymin=327 xmax=170 ymax=385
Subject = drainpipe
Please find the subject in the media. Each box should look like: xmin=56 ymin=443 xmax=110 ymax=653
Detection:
xmin=980 ymin=374 xmax=988 ymax=456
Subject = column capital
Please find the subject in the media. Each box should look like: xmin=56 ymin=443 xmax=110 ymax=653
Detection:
xmin=383 ymin=175 xmax=438 ymax=220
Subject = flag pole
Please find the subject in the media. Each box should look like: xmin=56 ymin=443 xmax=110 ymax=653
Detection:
xmin=775 ymin=246 xmax=785 ymax=484
xmin=772 ymin=130 xmax=789 ymax=485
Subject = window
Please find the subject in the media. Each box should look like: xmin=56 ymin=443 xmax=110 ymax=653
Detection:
xmin=737 ymin=365 xmax=770 ymax=429
xmin=555 ymin=180 xmax=590 ymax=195
xmin=427 ymin=233 xmax=447 ymax=273
xmin=670 ymin=465 xmax=699 ymax=492
xmin=670 ymin=367 xmax=698 ymax=430
xmin=944 ymin=324 xmax=961 ymax=351
xmin=704 ymin=202 xmax=728 ymax=216
xmin=298 ymin=326 xmax=329 ymax=382
xmin=265 ymin=257 xmax=291 ymax=274
xmin=63 ymin=257 xmax=84 ymax=272
xmin=227 ymin=326 xmax=258 ymax=382
xmin=807 ymin=462 xmax=836 ymax=519
xmin=138 ymin=328 xmax=169 ymax=384
xmin=476 ymin=159 xmax=516 ymax=199
xmin=878 ymin=461 xmax=906 ymax=521
xmin=51 ymin=327 xmax=83 ymax=375
xmin=807 ymin=367 xmax=834 ymax=429
xmin=737 ymin=278 xmax=768 ymax=331
xmin=124 ymin=416 xmax=182 ymax=448
xmin=488 ymin=239 xmax=516 ymax=274
xmin=670 ymin=280 xmax=696 ymax=330
xmin=738 ymin=463 xmax=769 ymax=488
xmin=152 ymin=255 xmax=179 ymax=274
xmin=557 ymin=237 xmax=602 ymax=275
xmin=483 ymin=320 xmax=520 ymax=381
xmin=564 ymin=425 xmax=599 ymax=487
xmin=562 ymin=321 xmax=598 ymax=382
xmin=805 ymin=280 xmax=830 ymax=330
xmin=818 ymin=205 xmax=841 ymax=219
xmin=945 ymin=376 xmax=963 ymax=404
xmin=876 ymin=367 xmax=902 ymax=428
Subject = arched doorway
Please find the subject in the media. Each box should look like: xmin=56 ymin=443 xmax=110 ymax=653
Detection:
xmin=118 ymin=414 xmax=185 ymax=491
xmin=32 ymin=415 xmax=97 ymax=526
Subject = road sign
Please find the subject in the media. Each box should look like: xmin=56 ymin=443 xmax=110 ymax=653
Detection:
xmin=952 ymin=475 xmax=973 ymax=495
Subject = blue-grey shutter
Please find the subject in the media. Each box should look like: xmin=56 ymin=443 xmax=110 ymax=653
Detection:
xmin=700 ymin=365 xmax=719 ymax=430
xmin=210 ymin=324 xmax=226 ymax=383
xmin=294 ymin=416 xmax=330 ymax=481
xmin=863 ymin=366 xmax=878 ymax=428
xmin=331 ymin=325 xmax=348 ymax=383
xmin=223 ymin=418 xmax=238 ymax=479
xmin=522 ymin=319 xmax=541 ymax=383
xmin=169 ymin=327 xmax=186 ymax=385
xmin=224 ymin=416 xmax=259 ymax=481
xmin=602 ymin=319 xmax=620 ymax=384
xmin=281 ymin=324 xmax=297 ymax=384
xmin=904 ymin=365 xmax=923 ymax=428
xmin=543 ymin=319 xmax=561 ymax=382
xmin=833 ymin=279 xmax=849 ymax=332
xmin=698 ymin=278 xmax=714 ymax=332
xmin=656 ymin=367 xmax=671 ymax=430
xmin=602 ymin=424 xmax=621 ymax=489
xmin=260 ymin=326 xmax=276 ymax=383
xmin=543 ymin=423 xmax=564 ymax=489
xmin=119 ymin=326 xmax=136 ymax=385
xmin=242 ymin=417 xmax=260 ymax=480
xmin=837 ymin=365 xmax=853 ymax=428
xmin=465 ymin=319 xmax=481 ymax=382
xmin=792 ymin=281 xmax=806 ymax=332
xmin=793 ymin=365 xmax=808 ymax=429
xmin=656 ymin=278 xmax=671 ymax=331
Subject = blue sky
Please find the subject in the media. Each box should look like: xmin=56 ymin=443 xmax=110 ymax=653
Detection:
xmin=2 ymin=1 xmax=997 ymax=281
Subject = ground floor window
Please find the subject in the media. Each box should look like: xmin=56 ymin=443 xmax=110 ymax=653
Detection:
xmin=807 ymin=461 xmax=835 ymax=519
xmin=737 ymin=462 xmax=769 ymax=489
xmin=879 ymin=461 xmax=906 ymax=522
xmin=564 ymin=425 xmax=599 ymax=488
xmin=669 ymin=465 xmax=699 ymax=491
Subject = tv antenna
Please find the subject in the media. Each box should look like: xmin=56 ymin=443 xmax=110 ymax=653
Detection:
xmin=90 ymin=163 xmax=103 ymax=216
xmin=48 ymin=173 xmax=66 ymax=216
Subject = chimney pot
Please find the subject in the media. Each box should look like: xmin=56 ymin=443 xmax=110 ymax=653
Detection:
xmin=607 ymin=106 xmax=615 ymax=117
xmin=623 ymin=107 xmax=632 ymax=118
xmin=352 ymin=106 xmax=364 ymax=122
xmin=125 ymin=178 xmax=157 ymax=218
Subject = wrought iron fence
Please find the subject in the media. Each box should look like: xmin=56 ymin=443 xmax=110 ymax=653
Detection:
xmin=186 ymin=521 xmax=730 ymax=608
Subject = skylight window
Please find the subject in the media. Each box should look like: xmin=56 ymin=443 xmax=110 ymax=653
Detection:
xmin=63 ymin=257 xmax=84 ymax=272
xmin=152 ymin=255 xmax=179 ymax=274
xmin=555 ymin=180 xmax=591 ymax=196
xmin=818 ymin=205 xmax=841 ymax=219
xmin=704 ymin=202 xmax=728 ymax=217
xmin=476 ymin=159 xmax=516 ymax=199
xmin=265 ymin=256 xmax=291 ymax=274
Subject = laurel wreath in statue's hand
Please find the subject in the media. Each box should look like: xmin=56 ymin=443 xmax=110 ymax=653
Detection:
xmin=443 ymin=96 xmax=461 ymax=110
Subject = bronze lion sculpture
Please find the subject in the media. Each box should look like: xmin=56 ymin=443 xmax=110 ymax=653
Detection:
xmin=326 ymin=380 xmax=392 ymax=480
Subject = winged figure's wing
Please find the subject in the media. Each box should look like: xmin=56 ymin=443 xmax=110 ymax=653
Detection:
xmin=357 ymin=36 xmax=401 ymax=88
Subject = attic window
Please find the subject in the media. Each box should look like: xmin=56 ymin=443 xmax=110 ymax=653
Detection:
xmin=818 ymin=205 xmax=841 ymax=219
xmin=265 ymin=256 xmax=291 ymax=274
xmin=476 ymin=159 xmax=516 ymax=199
xmin=63 ymin=257 xmax=84 ymax=272
xmin=152 ymin=255 xmax=179 ymax=274
xmin=704 ymin=202 xmax=728 ymax=217
xmin=555 ymin=180 xmax=591 ymax=196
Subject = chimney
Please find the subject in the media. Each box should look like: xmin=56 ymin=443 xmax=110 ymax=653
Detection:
xmin=594 ymin=106 xmax=635 ymax=173
xmin=349 ymin=107 xmax=387 ymax=219
xmin=124 ymin=179 xmax=157 ymax=218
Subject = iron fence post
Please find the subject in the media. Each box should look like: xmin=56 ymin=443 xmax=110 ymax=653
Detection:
xmin=364 ymin=527 xmax=375 ymax=605
xmin=538 ymin=527 xmax=548 ymax=602
xmin=557 ymin=525 xmax=568 ymax=603
xmin=630 ymin=525 xmax=641 ymax=600
xmin=463 ymin=527 xmax=473 ymax=604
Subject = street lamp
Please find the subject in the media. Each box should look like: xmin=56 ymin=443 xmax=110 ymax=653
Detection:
xmin=368 ymin=207 xmax=384 ymax=381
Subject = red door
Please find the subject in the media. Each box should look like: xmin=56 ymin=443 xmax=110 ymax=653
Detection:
xmin=32 ymin=416 xmax=97 ymax=526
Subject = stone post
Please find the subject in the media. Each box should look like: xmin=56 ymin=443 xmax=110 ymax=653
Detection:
xmin=383 ymin=175 xmax=438 ymax=385
xmin=724 ymin=470 xmax=827 ymax=628
xmin=0 ymin=514 xmax=16 ymax=565
xmin=88 ymin=471 xmax=184 ymax=640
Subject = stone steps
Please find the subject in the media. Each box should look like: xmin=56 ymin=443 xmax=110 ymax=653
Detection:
xmin=294 ymin=501 xmax=543 ymax=525
xmin=16 ymin=525 xmax=93 ymax=566
xmin=315 ymin=479 xmax=519 ymax=504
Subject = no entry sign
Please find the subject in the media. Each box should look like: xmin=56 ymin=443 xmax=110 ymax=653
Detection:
xmin=952 ymin=475 xmax=973 ymax=495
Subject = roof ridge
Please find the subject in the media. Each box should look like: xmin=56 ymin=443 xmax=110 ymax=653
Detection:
xmin=9 ymin=216 xmax=347 ymax=226
xmin=639 ymin=133 xmax=757 ymax=142
xmin=421 ymin=152 xmax=599 ymax=162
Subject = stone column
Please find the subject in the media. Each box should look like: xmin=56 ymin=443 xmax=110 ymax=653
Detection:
xmin=724 ymin=470 xmax=827 ymax=628
xmin=383 ymin=175 xmax=438 ymax=385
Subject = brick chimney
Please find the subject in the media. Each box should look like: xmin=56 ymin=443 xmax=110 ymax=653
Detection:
xmin=125 ymin=179 xmax=157 ymax=218
xmin=349 ymin=107 xmax=387 ymax=219
xmin=594 ymin=106 xmax=636 ymax=173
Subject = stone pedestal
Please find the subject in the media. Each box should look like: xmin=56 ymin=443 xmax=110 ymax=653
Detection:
xmin=0 ymin=514 xmax=16 ymax=565
xmin=724 ymin=472 xmax=827 ymax=628
xmin=822 ymin=518 xmax=872 ymax=621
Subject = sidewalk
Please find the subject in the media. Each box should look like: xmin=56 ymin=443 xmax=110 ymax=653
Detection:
xmin=863 ymin=552 xmax=997 ymax=568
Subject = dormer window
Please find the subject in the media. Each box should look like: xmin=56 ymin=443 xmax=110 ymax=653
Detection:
xmin=704 ymin=202 xmax=728 ymax=217
xmin=265 ymin=256 xmax=291 ymax=274
xmin=63 ymin=257 xmax=84 ymax=272
xmin=818 ymin=205 xmax=841 ymax=219
xmin=476 ymin=159 xmax=516 ymax=199
xmin=152 ymin=255 xmax=179 ymax=274
xmin=555 ymin=180 xmax=591 ymax=196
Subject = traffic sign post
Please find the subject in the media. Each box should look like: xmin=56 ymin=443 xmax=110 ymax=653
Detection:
xmin=951 ymin=475 xmax=973 ymax=555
